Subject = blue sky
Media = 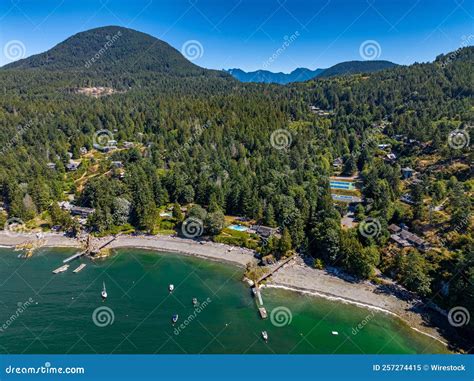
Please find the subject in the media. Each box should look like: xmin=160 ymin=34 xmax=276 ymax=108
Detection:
xmin=0 ymin=0 xmax=473 ymax=71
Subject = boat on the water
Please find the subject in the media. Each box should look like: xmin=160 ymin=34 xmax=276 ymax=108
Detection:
xmin=73 ymin=263 xmax=86 ymax=273
xmin=101 ymin=282 xmax=108 ymax=300
xmin=261 ymin=331 xmax=268 ymax=342
xmin=52 ymin=264 xmax=69 ymax=274
xmin=169 ymin=284 xmax=174 ymax=292
xmin=172 ymin=314 xmax=179 ymax=324
xmin=192 ymin=298 xmax=198 ymax=306
xmin=332 ymin=331 xmax=339 ymax=335
xmin=258 ymin=307 xmax=268 ymax=319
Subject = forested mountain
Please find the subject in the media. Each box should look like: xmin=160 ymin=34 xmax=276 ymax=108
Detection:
xmin=226 ymin=67 xmax=324 ymax=84
xmin=0 ymin=27 xmax=472 ymax=343
xmin=317 ymin=60 xmax=398 ymax=77
xmin=4 ymin=26 xmax=228 ymax=80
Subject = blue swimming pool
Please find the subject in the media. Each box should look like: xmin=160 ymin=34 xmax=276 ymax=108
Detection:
xmin=227 ymin=224 xmax=248 ymax=232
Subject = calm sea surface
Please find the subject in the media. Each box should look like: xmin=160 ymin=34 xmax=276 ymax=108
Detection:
xmin=0 ymin=248 xmax=449 ymax=354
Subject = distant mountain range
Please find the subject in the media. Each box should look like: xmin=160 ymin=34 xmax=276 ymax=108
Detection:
xmin=225 ymin=68 xmax=325 ymax=84
xmin=226 ymin=60 xmax=398 ymax=84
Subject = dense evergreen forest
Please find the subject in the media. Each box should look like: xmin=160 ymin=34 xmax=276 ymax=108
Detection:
xmin=0 ymin=27 xmax=472 ymax=336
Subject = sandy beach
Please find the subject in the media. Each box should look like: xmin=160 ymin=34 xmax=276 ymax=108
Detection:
xmin=0 ymin=231 xmax=456 ymax=349
xmin=0 ymin=232 xmax=256 ymax=267
xmin=108 ymin=235 xmax=257 ymax=267
xmin=265 ymin=256 xmax=453 ymax=347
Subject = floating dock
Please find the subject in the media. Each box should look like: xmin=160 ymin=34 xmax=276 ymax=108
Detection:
xmin=52 ymin=264 xmax=69 ymax=274
xmin=259 ymin=307 xmax=268 ymax=319
xmin=73 ymin=263 xmax=86 ymax=273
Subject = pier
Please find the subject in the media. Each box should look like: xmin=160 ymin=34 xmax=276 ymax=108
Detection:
xmin=63 ymin=251 xmax=87 ymax=263
xmin=254 ymin=285 xmax=264 ymax=306
xmin=91 ymin=235 xmax=118 ymax=254
xmin=62 ymin=234 xmax=119 ymax=263
xmin=250 ymin=255 xmax=296 ymax=314
xmin=256 ymin=255 xmax=295 ymax=284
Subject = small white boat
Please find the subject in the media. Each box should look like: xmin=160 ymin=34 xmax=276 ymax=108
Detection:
xmin=101 ymin=282 xmax=108 ymax=300
xmin=192 ymin=298 xmax=198 ymax=306
xmin=169 ymin=284 xmax=174 ymax=292
xmin=172 ymin=314 xmax=179 ymax=324
xmin=261 ymin=331 xmax=268 ymax=341
xmin=331 ymin=331 xmax=339 ymax=335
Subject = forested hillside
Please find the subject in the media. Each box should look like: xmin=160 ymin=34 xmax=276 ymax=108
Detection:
xmin=0 ymin=27 xmax=472 ymax=339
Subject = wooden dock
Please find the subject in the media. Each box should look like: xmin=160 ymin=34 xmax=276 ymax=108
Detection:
xmin=52 ymin=264 xmax=69 ymax=274
xmin=256 ymin=255 xmax=295 ymax=284
xmin=254 ymin=285 xmax=264 ymax=306
xmin=63 ymin=251 xmax=87 ymax=263
xmin=90 ymin=235 xmax=119 ymax=254
xmin=63 ymin=234 xmax=120 ymax=264
xmin=73 ymin=263 xmax=86 ymax=273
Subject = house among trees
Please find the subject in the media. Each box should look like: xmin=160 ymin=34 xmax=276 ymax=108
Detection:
xmin=58 ymin=201 xmax=94 ymax=219
xmin=111 ymin=161 xmax=123 ymax=168
xmin=309 ymin=105 xmax=332 ymax=116
xmin=400 ymin=194 xmax=415 ymax=205
xmin=250 ymin=225 xmax=278 ymax=238
xmin=47 ymin=162 xmax=56 ymax=170
xmin=79 ymin=147 xmax=88 ymax=155
xmin=66 ymin=160 xmax=81 ymax=171
xmin=388 ymin=224 xmax=429 ymax=251
xmin=94 ymin=140 xmax=117 ymax=152
xmin=333 ymin=157 xmax=343 ymax=169
xmin=401 ymin=167 xmax=415 ymax=179
xmin=123 ymin=141 xmax=135 ymax=149
xmin=70 ymin=206 xmax=95 ymax=218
